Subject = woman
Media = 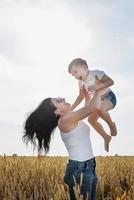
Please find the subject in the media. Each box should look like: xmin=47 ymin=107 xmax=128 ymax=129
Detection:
xmin=23 ymin=94 xmax=99 ymax=200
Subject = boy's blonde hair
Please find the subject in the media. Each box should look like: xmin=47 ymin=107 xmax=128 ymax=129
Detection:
xmin=68 ymin=58 xmax=88 ymax=73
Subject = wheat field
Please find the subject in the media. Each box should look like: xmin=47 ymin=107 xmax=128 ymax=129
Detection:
xmin=0 ymin=155 xmax=134 ymax=200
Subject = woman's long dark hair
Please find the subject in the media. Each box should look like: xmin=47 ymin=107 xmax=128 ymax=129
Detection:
xmin=22 ymin=98 xmax=60 ymax=154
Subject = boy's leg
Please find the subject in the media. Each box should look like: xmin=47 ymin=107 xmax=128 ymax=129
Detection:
xmin=88 ymin=112 xmax=111 ymax=152
xmin=97 ymin=99 xmax=117 ymax=136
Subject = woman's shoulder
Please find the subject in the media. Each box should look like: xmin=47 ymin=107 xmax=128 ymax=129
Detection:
xmin=58 ymin=114 xmax=79 ymax=133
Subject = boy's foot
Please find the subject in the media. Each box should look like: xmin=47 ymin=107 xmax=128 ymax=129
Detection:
xmin=104 ymin=135 xmax=111 ymax=152
xmin=110 ymin=122 xmax=117 ymax=136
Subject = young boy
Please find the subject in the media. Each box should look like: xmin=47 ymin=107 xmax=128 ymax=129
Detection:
xmin=68 ymin=58 xmax=117 ymax=152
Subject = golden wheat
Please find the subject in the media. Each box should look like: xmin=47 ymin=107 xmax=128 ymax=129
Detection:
xmin=0 ymin=156 xmax=133 ymax=200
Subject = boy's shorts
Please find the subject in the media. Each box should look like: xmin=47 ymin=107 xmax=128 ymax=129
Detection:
xmin=103 ymin=90 xmax=117 ymax=108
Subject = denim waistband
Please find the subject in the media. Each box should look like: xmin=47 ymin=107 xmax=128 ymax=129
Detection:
xmin=68 ymin=157 xmax=95 ymax=164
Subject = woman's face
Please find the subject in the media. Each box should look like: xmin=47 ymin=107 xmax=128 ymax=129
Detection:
xmin=51 ymin=97 xmax=71 ymax=113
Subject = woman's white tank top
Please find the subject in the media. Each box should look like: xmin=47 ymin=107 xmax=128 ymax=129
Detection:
xmin=60 ymin=121 xmax=94 ymax=161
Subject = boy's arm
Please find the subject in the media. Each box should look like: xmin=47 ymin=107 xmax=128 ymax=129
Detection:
xmin=70 ymin=89 xmax=85 ymax=111
xmin=88 ymin=75 xmax=114 ymax=92
xmin=96 ymin=74 xmax=114 ymax=91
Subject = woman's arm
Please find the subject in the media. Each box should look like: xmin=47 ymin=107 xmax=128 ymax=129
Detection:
xmin=61 ymin=93 xmax=100 ymax=125
xmin=70 ymin=89 xmax=85 ymax=110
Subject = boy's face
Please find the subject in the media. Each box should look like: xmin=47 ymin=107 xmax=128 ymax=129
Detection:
xmin=70 ymin=65 xmax=88 ymax=81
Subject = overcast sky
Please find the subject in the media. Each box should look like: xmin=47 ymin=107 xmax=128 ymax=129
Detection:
xmin=0 ymin=0 xmax=134 ymax=156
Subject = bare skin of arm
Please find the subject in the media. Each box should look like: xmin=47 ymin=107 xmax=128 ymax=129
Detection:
xmin=84 ymin=90 xmax=92 ymax=106
xmin=70 ymin=89 xmax=85 ymax=111
xmin=71 ymin=88 xmax=92 ymax=110
xmin=88 ymin=75 xmax=114 ymax=93
xmin=59 ymin=93 xmax=100 ymax=132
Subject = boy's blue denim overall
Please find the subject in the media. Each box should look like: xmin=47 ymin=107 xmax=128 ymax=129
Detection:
xmin=64 ymin=157 xmax=97 ymax=200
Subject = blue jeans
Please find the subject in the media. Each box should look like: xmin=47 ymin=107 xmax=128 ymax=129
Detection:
xmin=104 ymin=90 xmax=117 ymax=108
xmin=64 ymin=157 xmax=97 ymax=200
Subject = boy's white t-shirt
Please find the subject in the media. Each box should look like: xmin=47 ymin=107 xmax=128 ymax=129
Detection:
xmin=78 ymin=70 xmax=110 ymax=96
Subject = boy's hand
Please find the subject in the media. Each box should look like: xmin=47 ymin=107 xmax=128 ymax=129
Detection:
xmin=88 ymin=75 xmax=103 ymax=93
xmin=87 ymin=75 xmax=100 ymax=93
xmin=88 ymin=85 xmax=96 ymax=92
